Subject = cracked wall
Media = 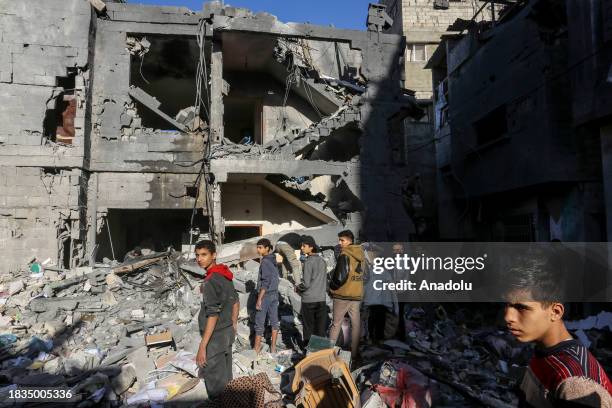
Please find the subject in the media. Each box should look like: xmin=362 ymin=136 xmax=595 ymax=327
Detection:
xmin=0 ymin=0 xmax=92 ymax=273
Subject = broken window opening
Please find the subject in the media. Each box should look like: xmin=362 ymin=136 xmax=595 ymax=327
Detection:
xmin=57 ymin=218 xmax=75 ymax=269
xmin=129 ymin=34 xmax=202 ymax=130
xmin=95 ymin=209 xmax=209 ymax=262
xmin=224 ymin=225 xmax=262 ymax=243
xmin=42 ymin=167 xmax=68 ymax=176
xmin=62 ymin=236 xmax=72 ymax=269
xmin=224 ymin=97 xmax=263 ymax=144
xmin=473 ymin=104 xmax=508 ymax=146
xmin=307 ymin=126 xmax=362 ymax=162
xmin=43 ymin=73 xmax=77 ymax=144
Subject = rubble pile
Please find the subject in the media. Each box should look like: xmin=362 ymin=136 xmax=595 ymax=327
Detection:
xmin=0 ymin=251 xmax=610 ymax=407
xmin=355 ymin=306 xmax=612 ymax=408
xmin=0 ymin=250 xmax=305 ymax=406
xmin=354 ymin=306 xmax=528 ymax=407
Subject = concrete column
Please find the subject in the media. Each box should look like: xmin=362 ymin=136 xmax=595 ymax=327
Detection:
xmin=86 ymin=172 xmax=98 ymax=266
xmin=209 ymin=41 xmax=224 ymax=144
xmin=211 ymin=182 xmax=224 ymax=245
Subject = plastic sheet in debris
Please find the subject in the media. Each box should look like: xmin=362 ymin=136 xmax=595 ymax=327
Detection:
xmin=305 ymin=335 xmax=335 ymax=354
xmin=168 ymin=351 xmax=198 ymax=377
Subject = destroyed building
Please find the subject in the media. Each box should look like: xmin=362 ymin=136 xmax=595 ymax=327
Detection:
xmin=427 ymin=0 xmax=608 ymax=241
xmin=377 ymin=0 xmax=498 ymax=239
xmin=0 ymin=0 xmax=420 ymax=272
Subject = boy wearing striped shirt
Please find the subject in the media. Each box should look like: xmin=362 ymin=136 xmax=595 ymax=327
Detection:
xmin=504 ymin=255 xmax=612 ymax=407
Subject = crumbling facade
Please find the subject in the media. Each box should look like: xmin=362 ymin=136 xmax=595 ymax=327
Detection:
xmin=429 ymin=0 xmax=606 ymax=241
xmin=0 ymin=0 xmax=417 ymax=273
xmin=377 ymin=0 xmax=498 ymax=239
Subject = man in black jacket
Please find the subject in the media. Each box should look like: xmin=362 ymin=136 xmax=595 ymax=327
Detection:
xmin=195 ymin=240 xmax=239 ymax=399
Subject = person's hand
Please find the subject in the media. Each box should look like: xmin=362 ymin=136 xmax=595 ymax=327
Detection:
xmin=196 ymin=347 xmax=207 ymax=368
xmin=256 ymin=299 xmax=262 ymax=311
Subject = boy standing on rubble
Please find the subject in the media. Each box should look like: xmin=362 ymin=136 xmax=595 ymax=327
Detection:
xmin=254 ymin=238 xmax=280 ymax=354
xmin=296 ymin=235 xmax=328 ymax=346
xmin=504 ymin=254 xmax=612 ymax=407
xmin=329 ymin=230 xmax=365 ymax=362
xmin=195 ymin=240 xmax=239 ymax=399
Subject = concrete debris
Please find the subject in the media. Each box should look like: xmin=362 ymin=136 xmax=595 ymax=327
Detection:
xmin=88 ymin=0 xmax=107 ymax=13
xmin=7 ymin=280 xmax=23 ymax=296
xmin=367 ymin=4 xmax=394 ymax=32
xmin=125 ymin=36 xmax=151 ymax=57
xmin=128 ymin=87 xmax=190 ymax=132
xmin=175 ymin=106 xmax=204 ymax=132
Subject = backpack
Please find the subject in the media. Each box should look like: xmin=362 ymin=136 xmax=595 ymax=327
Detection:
xmin=329 ymin=254 xmax=361 ymax=290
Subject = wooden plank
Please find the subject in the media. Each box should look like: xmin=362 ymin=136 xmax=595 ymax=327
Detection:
xmin=145 ymin=331 xmax=173 ymax=346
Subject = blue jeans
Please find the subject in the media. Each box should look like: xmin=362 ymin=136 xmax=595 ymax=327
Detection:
xmin=255 ymin=293 xmax=279 ymax=336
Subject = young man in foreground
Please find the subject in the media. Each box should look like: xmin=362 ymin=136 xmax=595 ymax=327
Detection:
xmin=296 ymin=235 xmax=327 ymax=347
xmin=328 ymin=229 xmax=365 ymax=361
xmin=194 ymin=240 xmax=239 ymax=399
xmin=504 ymin=258 xmax=612 ymax=407
xmin=254 ymin=238 xmax=280 ymax=354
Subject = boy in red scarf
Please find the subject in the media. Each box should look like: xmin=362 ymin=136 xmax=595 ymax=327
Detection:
xmin=195 ymin=240 xmax=239 ymax=399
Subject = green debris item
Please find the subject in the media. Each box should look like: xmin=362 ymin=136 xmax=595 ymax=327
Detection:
xmin=30 ymin=262 xmax=43 ymax=274
xmin=306 ymin=335 xmax=335 ymax=353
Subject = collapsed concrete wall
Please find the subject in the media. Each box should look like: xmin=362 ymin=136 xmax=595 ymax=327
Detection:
xmin=0 ymin=0 xmax=419 ymax=272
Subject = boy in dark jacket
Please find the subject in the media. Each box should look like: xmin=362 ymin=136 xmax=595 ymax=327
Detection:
xmin=194 ymin=240 xmax=239 ymax=399
xmin=254 ymin=238 xmax=280 ymax=354
xmin=297 ymin=235 xmax=328 ymax=346
xmin=504 ymin=255 xmax=612 ymax=407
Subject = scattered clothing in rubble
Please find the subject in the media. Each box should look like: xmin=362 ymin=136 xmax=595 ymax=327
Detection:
xmin=208 ymin=372 xmax=282 ymax=408
xmin=520 ymin=339 xmax=612 ymax=408
xmin=375 ymin=360 xmax=433 ymax=408
xmin=198 ymin=263 xmax=239 ymax=398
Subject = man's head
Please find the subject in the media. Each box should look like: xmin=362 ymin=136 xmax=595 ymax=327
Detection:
xmin=301 ymin=235 xmax=317 ymax=255
xmin=503 ymin=251 xmax=566 ymax=345
xmin=392 ymin=243 xmax=404 ymax=255
xmin=256 ymin=238 xmax=273 ymax=257
xmin=338 ymin=230 xmax=354 ymax=248
xmin=195 ymin=240 xmax=216 ymax=270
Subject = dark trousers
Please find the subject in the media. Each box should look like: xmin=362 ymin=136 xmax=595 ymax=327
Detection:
xmin=201 ymin=349 xmax=232 ymax=398
xmin=368 ymin=305 xmax=387 ymax=342
xmin=301 ymin=301 xmax=327 ymax=346
xmin=200 ymin=326 xmax=234 ymax=399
